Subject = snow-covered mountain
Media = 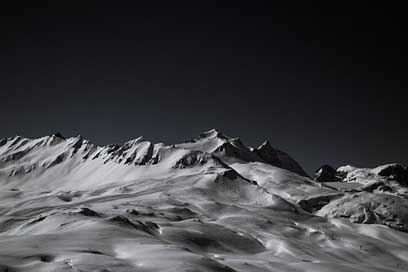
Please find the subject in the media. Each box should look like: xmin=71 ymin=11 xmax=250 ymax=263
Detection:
xmin=0 ymin=130 xmax=407 ymax=272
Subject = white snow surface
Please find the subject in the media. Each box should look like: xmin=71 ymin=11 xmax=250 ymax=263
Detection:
xmin=0 ymin=130 xmax=407 ymax=271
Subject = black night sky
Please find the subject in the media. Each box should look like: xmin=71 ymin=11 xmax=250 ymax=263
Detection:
xmin=1 ymin=2 xmax=407 ymax=174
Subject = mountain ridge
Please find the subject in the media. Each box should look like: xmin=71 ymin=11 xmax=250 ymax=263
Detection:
xmin=0 ymin=129 xmax=309 ymax=178
xmin=1 ymin=130 xmax=408 ymax=271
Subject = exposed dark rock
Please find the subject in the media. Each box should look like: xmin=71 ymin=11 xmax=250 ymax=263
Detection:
xmin=173 ymin=151 xmax=212 ymax=168
xmin=48 ymin=133 xmax=65 ymax=146
xmin=149 ymin=154 xmax=160 ymax=165
xmin=124 ymin=155 xmax=135 ymax=165
xmin=126 ymin=208 xmax=155 ymax=217
xmin=52 ymin=132 xmax=65 ymax=139
xmin=314 ymin=164 xmax=337 ymax=182
xmin=377 ymin=164 xmax=408 ymax=187
xmin=0 ymin=138 xmax=7 ymax=147
xmin=47 ymin=153 xmax=66 ymax=168
xmin=23 ymin=254 xmax=54 ymax=263
xmin=108 ymin=216 xmax=160 ymax=235
xmin=27 ymin=216 xmax=47 ymax=225
xmin=39 ymin=254 xmax=54 ymax=262
xmin=214 ymin=142 xmax=243 ymax=158
xmin=3 ymin=151 xmax=27 ymax=162
xmin=136 ymin=143 xmax=154 ymax=165
xmin=219 ymin=169 xmax=240 ymax=180
xmin=82 ymin=145 xmax=98 ymax=160
xmin=361 ymin=180 xmax=386 ymax=192
xmin=72 ymin=137 xmax=84 ymax=150
xmin=127 ymin=209 xmax=140 ymax=215
xmin=8 ymin=166 xmax=27 ymax=177
xmin=78 ymin=207 xmax=100 ymax=217
xmin=8 ymin=136 xmax=22 ymax=148
xmin=76 ymin=249 xmax=105 ymax=255
xmin=57 ymin=192 xmax=73 ymax=202
xmin=335 ymin=169 xmax=349 ymax=181
xmin=376 ymin=184 xmax=393 ymax=193
xmin=297 ymin=193 xmax=343 ymax=213
xmin=161 ymin=207 xmax=198 ymax=220
xmin=108 ymin=215 xmax=137 ymax=228
xmin=256 ymin=141 xmax=309 ymax=177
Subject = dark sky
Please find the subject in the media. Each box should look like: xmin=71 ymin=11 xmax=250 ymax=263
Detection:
xmin=1 ymin=2 xmax=407 ymax=174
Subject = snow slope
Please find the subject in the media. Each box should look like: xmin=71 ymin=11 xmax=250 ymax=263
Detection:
xmin=0 ymin=130 xmax=408 ymax=272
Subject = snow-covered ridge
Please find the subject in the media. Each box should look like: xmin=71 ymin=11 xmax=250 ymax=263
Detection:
xmin=0 ymin=129 xmax=308 ymax=178
xmin=1 ymin=130 xmax=408 ymax=271
xmin=177 ymin=129 xmax=308 ymax=176
xmin=314 ymin=163 xmax=408 ymax=188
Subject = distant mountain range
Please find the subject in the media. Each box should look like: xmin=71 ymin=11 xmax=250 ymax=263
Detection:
xmin=0 ymin=129 xmax=407 ymax=272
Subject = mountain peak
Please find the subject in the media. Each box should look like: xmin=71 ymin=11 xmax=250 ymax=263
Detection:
xmin=74 ymin=134 xmax=84 ymax=140
xmin=199 ymin=129 xmax=228 ymax=140
xmin=51 ymin=132 xmax=65 ymax=140
xmin=123 ymin=136 xmax=146 ymax=146
xmin=254 ymin=140 xmax=309 ymax=177
xmin=257 ymin=140 xmax=274 ymax=151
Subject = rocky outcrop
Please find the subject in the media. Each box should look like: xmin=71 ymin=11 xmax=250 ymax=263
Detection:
xmin=255 ymin=141 xmax=308 ymax=177
xmin=173 ymin=151 xmax=213 ymax=168
xmin=314 ymin=164 xmax=337 ymax=182
xmin=376 ymin=164 xmax=408 ymax=187
xmin=317 ymin=192 xmax=408 ymax=232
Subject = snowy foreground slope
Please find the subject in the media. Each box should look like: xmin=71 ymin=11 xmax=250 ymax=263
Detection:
xmin=0 ymin=130 xmax=408 ymax=272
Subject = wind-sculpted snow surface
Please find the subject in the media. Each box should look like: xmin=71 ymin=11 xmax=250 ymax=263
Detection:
xmin=0 ymin=130 xmax=408 ymax=271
